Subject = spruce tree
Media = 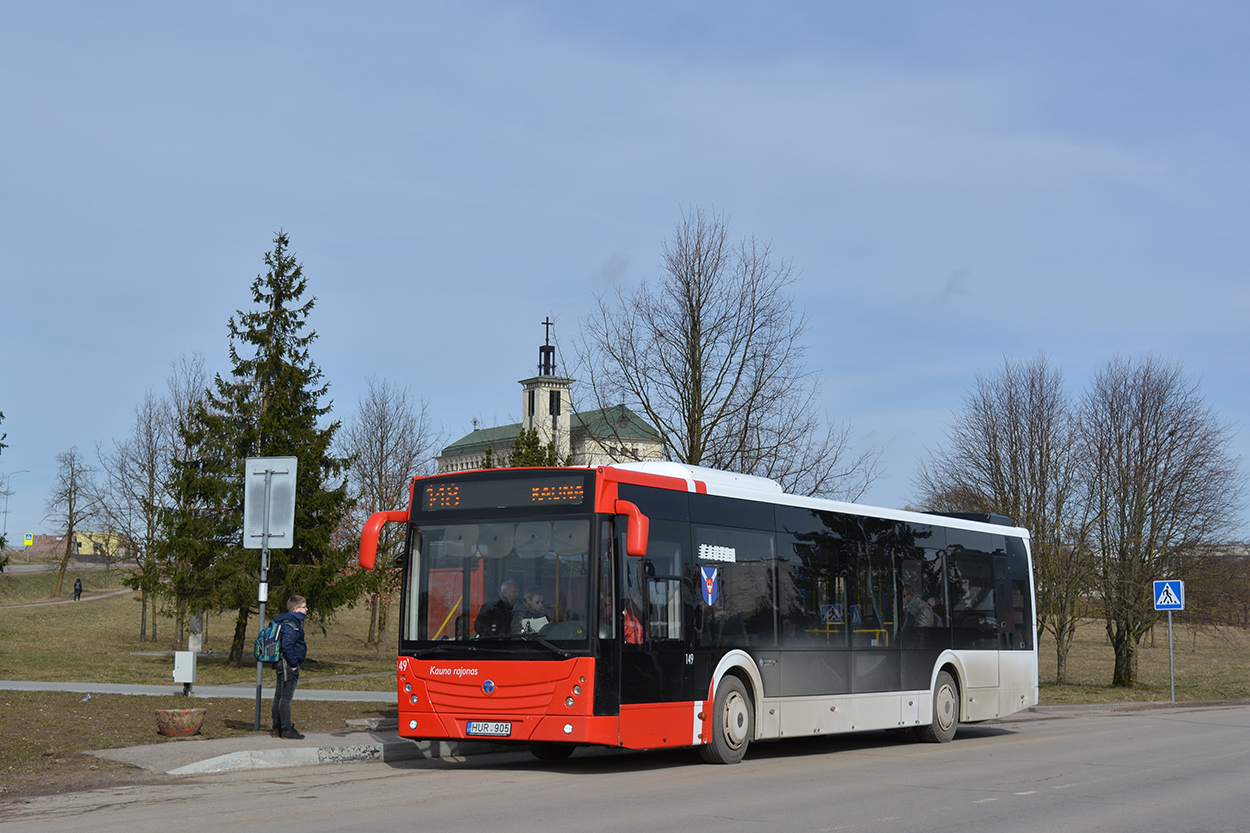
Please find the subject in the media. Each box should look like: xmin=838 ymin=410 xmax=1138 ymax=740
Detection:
xmin=168 ymin=231 xmax=360 ymax=664
xmin=506 ymin=428 xmax=568 ymax=467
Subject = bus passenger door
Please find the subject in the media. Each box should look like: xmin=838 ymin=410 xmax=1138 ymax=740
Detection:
xmin=619 ymin=519 xmax=696 ymax=706
xmin=949 ymin=544 xmax=1000 ymax=691
xmin=593 ymin=520 xmax=620 ymax=717
xmin=994 ymin=555 xmax=1015 ymax=650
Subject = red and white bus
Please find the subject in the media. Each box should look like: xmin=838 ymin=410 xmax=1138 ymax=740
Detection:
xmin=358 ymin=462 xmax=1037 ymax=763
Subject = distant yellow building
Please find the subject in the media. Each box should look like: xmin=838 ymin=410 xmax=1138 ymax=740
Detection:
xmin=28 ymin=531 xmax=132 ymax=562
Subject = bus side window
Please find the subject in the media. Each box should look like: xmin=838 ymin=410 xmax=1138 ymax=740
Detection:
xmin=694 ymin=525 xmax=776 ymax=647
xmin=1011 ymin=578 xmax=1031 ymax=650
xmin=1006 ymin=536 xmax=1033 ymax=650
xmin=851 ymin=542 xmax=893 ymax=648
xmin=620 ymin=546 xmax=647 ymax=646
xmin=777 ymin=534 xmax=849 ymax=648
xmin=949 ymin=547 xmax=998 ymax=650
xmin=645 ymin=544 xmax=684 ymax=641
xmin=598 ymin=520 xmax=615 ymax=640
xmin=620 ymin=519 xmax=686 ymax=644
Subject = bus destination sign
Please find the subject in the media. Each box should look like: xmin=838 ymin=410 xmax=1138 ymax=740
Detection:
xmin=422 ymin=476 xmax=586 ymax=511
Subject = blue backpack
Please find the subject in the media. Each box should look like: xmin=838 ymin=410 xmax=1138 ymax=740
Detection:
xmin=253 ymin=620 xmax=285 ymax=663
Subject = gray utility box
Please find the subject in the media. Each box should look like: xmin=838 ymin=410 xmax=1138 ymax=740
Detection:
xmin=173 ymin=651 xmax=197 ymax=685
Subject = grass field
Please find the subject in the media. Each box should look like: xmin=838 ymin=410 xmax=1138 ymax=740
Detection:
xmin=0 ymin=566 xmax=396 ymax=689
xmin=0 ymin=565 xmax=398 ymax=793
xmin=1 ymin=563 xmax=1248 ymax=794
xmin=1037 ymin=617 xmax=1250 ymax=704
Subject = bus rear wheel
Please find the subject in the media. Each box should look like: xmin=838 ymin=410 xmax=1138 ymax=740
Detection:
xmin=699 ymin=676 xmax=753 ymax=764
xmin=916 ymin=670 xmax=959 ymax=743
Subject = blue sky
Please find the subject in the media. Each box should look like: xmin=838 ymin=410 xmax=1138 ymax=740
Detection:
xmin=3 ymin=2 xmax=1248 ymax=542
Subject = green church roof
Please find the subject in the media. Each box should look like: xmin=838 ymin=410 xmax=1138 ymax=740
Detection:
xmin=439 ymin=422 xmax=523 ymax=457
xmin=570 ymin=404 xmax=661 ymax=441
xmin=439 ymin=404 xmax=659 ymax=458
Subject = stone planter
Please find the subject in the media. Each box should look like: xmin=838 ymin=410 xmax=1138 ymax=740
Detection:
xmin=156 ymin=708 xmax=207 ymax=737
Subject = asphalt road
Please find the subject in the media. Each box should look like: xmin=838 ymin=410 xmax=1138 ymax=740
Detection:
xmin=3 ymin=702 xmax=1248 ymax=833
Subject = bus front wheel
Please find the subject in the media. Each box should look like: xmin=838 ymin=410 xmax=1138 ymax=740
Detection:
xmin=916 ymin=670 xmax=959 ymax=743
xmin=699 ymin=676 xmax=753 ymax=764
xmin=530 ymin=743 xmax=575 ymax=761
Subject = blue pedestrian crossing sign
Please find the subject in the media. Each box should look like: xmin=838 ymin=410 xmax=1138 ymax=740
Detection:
xmin=1153 ymin=580 xmax=1184 ymax=611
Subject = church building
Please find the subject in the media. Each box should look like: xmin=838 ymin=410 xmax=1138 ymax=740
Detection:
xmin=435 ymin=323 xmax=664 ymax=473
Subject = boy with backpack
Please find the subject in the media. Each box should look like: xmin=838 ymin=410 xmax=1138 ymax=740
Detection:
xmin=269 ymin=595 xmax=308 ymax=739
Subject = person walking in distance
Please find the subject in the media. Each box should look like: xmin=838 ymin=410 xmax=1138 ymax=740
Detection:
xmin=271 ymin=595 xmax=308 ymax=739
xmin=73 ymin=578 xmax=82 ymax=601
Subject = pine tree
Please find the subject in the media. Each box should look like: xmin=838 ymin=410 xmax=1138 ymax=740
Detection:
xmin=165 ymin=231 xmax=361 ymax=664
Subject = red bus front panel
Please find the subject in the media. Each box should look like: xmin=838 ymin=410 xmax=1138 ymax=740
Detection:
xmin=397 ymin=656 xmax=619 ymax=746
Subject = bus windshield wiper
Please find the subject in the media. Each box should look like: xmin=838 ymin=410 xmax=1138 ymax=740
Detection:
xmin=411 ymin=643 xmax=482 ymax=657
xmin=511 ymin=632 xmax=572 ymax=658
xmin=445 ymin=633 xmax=572 ymax=658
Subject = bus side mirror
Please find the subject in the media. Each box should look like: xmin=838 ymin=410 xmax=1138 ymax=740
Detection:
xmin=359 ymin=511 xmax=409 ymax=569
xmin=614 ymin=500 xmax=649 ymax=557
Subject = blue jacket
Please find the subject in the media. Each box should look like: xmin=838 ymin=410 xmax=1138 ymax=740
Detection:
xmin=273 ymin=610 xmax=307 ymax=668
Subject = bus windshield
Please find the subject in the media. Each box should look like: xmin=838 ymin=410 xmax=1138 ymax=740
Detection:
xmin=404 ymin=518 xmax=594 ymax=648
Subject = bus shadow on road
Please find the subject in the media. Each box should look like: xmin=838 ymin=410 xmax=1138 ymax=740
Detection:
xmin=385 ymin=724 xmax=1018 ymax=774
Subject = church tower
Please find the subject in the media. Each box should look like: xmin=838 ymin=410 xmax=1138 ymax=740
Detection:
xmin=519 ymin=318 xmax=572 ymax=461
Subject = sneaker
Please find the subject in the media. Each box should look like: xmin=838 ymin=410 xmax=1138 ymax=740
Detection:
xmin=280 ymin=729 xmax=306 ymax=740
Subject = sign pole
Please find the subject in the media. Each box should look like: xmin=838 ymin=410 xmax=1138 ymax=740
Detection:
xmin=253 ymin=468 xmax=274 ymax=732
xmin=1153 ymin=579 xmax=1184 ymax=705
xmin=243 ymin=456 xmax=296 ymax=733
xmin=1168 ymin=609 xmax=1175 ymax=703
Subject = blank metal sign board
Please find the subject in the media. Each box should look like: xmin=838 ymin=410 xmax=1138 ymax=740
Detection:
xmin=243 ymin=456 xmax=298 ymax=549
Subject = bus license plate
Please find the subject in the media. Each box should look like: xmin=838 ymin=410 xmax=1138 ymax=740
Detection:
xmin=466 ymin=721 xmax=511 ymax=737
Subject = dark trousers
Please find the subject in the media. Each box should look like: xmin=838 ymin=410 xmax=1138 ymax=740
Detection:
xmin=271 ymin=659 xmax=300 ymax=732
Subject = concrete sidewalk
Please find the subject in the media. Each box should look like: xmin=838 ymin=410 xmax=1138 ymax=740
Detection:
xmin=87 ymin=724 xmax=494 ymax=776
xmin=2 ymin=679 xmax=501 ymax=775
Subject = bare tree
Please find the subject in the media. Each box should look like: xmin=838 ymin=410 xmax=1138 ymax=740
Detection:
xmin=576 ymin=206 xmax=879 ymax=498
xmin=339 ymin=377 xmax=441 ymax=645
xmin=98 ymin=354 xmax=207 ymax=640
xmin=915 ymin=355 xmax=1094 ymax=683
xmin=1180 ymin=543 xmax=1250 ymax=636
xmin=1079 ymin=356 xmax=1244 ymax=687
xmin=0 ymin=410 xmax=8 ymax=560
xmin=44 ymin=447 xmax=102 ymax=596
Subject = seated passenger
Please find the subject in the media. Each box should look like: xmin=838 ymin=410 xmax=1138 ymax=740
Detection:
xmin=903 ymin=584 xmax=936 ymax=628
xmin=474 ymin=580 xmax=519 ymax=636
xmin=511 ymin=587 xmax=549 ymax=634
